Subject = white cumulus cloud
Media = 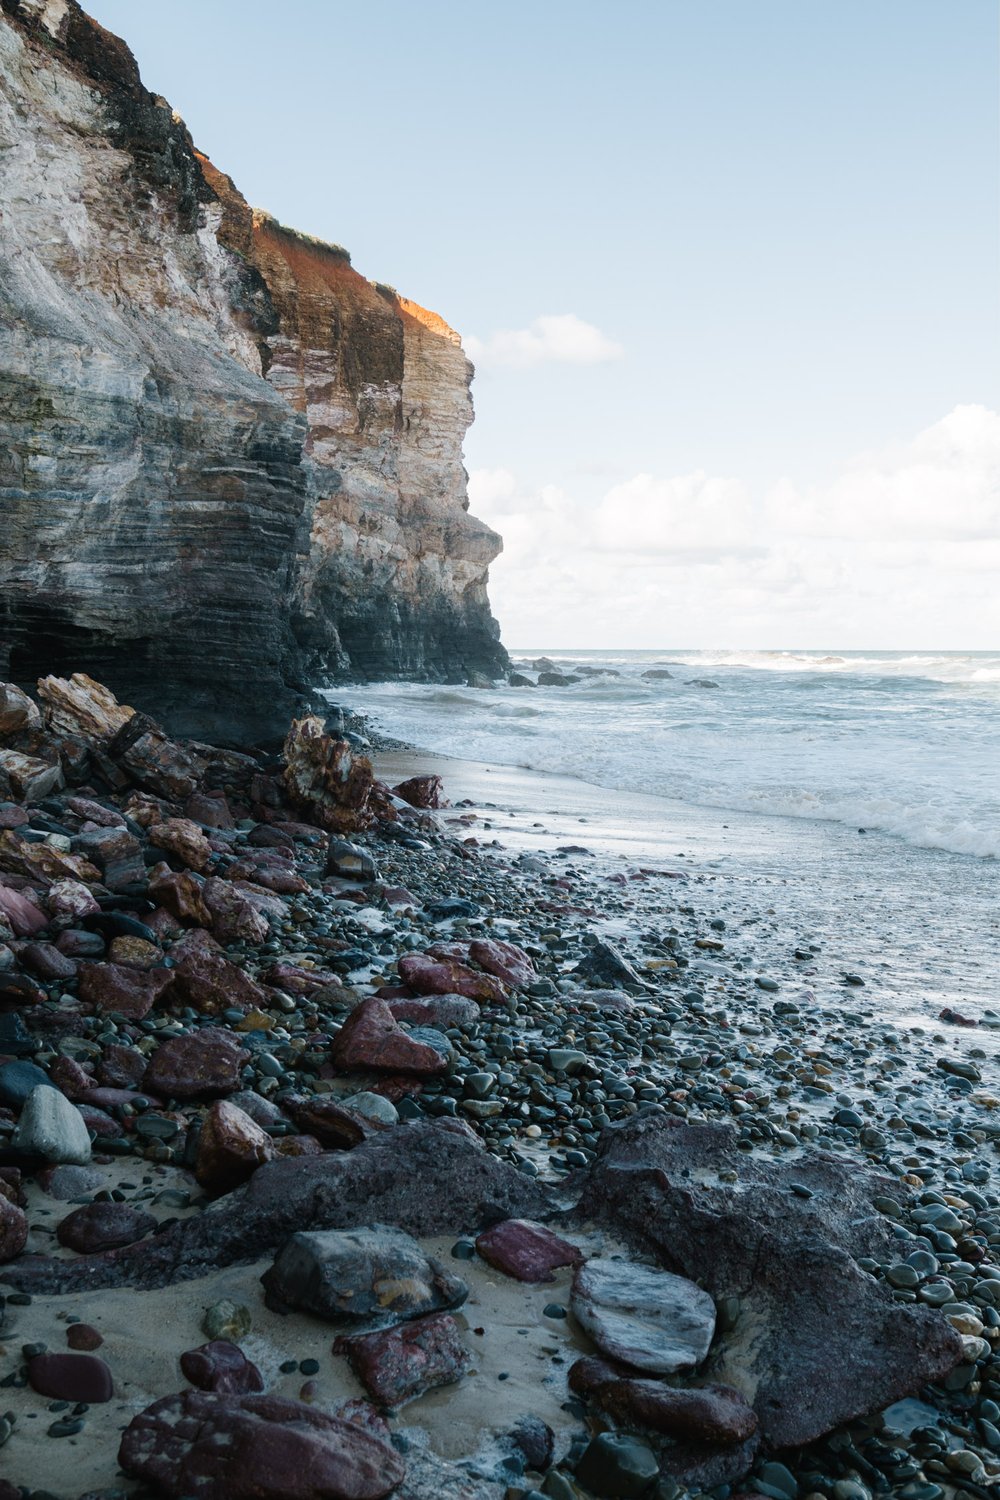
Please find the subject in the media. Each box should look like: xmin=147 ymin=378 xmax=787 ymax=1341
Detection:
xmin=468 ymin=405 xmax=1000 ymax=648
xmin=465 ymin=313 xmax=623 ymax=368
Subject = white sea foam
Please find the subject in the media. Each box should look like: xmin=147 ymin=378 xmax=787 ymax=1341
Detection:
xmin=343 ymin=650 xmax=1000 ymax=861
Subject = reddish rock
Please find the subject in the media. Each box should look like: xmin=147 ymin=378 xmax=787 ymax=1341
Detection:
xmin=569 ymin=1356 xmax=758 ymax=1444
xmin=150 ymin=818 xmax=213 ymax=873
xmin=65 ymin=795 xmax=124 ymax=827
xmin=0 ymin=970 xmax=46 ymax=1007
xmin=392 ymin=775 xmax=445 ymax=810
xmin=119 ymin=1390 xmax=405 ymax=1499
xmin=48 ymin=1054 xmax=94 ymax=1099
xmin=67 ymin=1323 xmax=104 ymax=1350
xmin=27 ymin=1351 xmax=114 ymax=1403
xmin=379 ymin=886 xmax=421 ymax=911
xmin=283 ymin=718 xmax=377 ymax=835
xmin=0 ymin=747 xmax=63 ymax=802
xmin=78 ymin=961 xmax=175 ymax=1020
xmin=0 ymin=881 xmax=47 ymax=936
xmin=475 ymin=1219 xmax=583 ymax=1283
xmin=76 ymin=1102 xmax=123 ymax=1136
xmin=19 ymin=940 xmax=77 ymax=980
xmin=274 ymin=1133 xmax=325 ymax=1157
xmin=46 ymin=877 xmax=101 ymax=921
xmin=148 ymin=863 xmax=212 ymax=925
xmin=144 ymin=1028 xmax=247 ymax=1101
xmin=202 ymin=877 xmax=269 ymax=945
xmin=264 ymin=960 xmax=340 ymax=994
xmin=57 ymin=1201 xmax=157 ymax=1253
xmin=397 ymin=954 xmax=508 ymax=1005
xmin=469 ymin=937 xmax=535 ymax=988
xmin=186 ymin=791 xmax=236 ymax=829
xmin=290 ymin=1097 xmax=382 ymax=1150
xmin=55 ymin=927 xmax=105 ymax=957
xmin=228 ymin=859 xmax=309 ymax=896
xmin=180 ymin=1339 xmax=264 ymax=1394
xmin=0 ymin=1166 xmax=25 ymax=1206
xmin=0 ymin=831 xmax=99 ymax=886
xmin=0 ymin=1193 xmax=28 ymax=1261
xmin=169 ymin=929 xmax=270 ymax=1016
xmin=97 ymin=1044 xmax=148 ymax=1089
xmin=335 ymin=1312 xmax=470 ymax=1409
xmin=331 ymin=998 xmax=451 ymax=1077
xmin=195 ymin=1099 xmax=276 ymax=1195
xmin=111 ymin=713 xmax=206 ymax=802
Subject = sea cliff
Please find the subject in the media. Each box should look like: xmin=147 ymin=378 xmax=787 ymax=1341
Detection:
xmin=0 ymin=0 xmax=506 ymax=744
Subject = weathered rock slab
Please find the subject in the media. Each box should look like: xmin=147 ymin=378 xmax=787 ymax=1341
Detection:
xmin=571 ymin=1257 xmax=716 ymax=1374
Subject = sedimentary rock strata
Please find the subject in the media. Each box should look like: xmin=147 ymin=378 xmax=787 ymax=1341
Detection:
xmin=0 ymin=0 xmax=506 ymax=745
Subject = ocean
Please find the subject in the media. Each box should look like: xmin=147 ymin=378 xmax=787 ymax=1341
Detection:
xmin=350 ymin=650 xmax=1000 ymax=1038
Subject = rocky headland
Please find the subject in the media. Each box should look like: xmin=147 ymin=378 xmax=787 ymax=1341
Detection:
xmin=0 ymin=0 xmax=507 ymax=746
xmin=0 ymin=671 xmax=998 ymax=1500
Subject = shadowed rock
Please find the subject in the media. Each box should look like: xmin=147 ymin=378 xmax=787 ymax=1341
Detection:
xmin=573 ymin=1114 xmax=966 ymax=1446
xmin=0 ymin=1121 xmax=554 ymax=1294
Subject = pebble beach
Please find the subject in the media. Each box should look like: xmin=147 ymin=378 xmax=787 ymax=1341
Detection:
xmin=0 ymin=676 xmax=998 ymax=1499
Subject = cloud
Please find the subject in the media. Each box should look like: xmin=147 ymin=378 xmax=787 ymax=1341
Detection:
xmin=465 ymin=313 xmax=623 ymax=368
xmin=468 ymin=405 xmax=1000 ymax=648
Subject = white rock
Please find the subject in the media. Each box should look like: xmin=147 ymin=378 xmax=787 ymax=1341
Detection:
xmin=571 ymin=1257 xmax=716 ymax=1373
xmin=11 ymin=1085 xmax=92 ymax=1164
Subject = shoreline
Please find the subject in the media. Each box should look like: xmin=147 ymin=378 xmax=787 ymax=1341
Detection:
xmin=0 ymin=677 xmax=998 ymax=1496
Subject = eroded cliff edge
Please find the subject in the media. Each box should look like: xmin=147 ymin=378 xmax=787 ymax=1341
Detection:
xmin=0 ymin=0 xmax=507 ymax=743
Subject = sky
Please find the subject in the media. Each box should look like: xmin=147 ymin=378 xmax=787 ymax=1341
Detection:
xmin=85 ymin=0 xmax=1000 ymax=648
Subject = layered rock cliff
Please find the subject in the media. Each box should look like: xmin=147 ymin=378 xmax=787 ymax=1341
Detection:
xmin=0 ymin=0 xmax=506 ymax=743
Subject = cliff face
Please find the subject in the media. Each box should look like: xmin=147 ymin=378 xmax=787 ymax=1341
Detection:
xmin=0 ymin=0 xmax=506 ymax=743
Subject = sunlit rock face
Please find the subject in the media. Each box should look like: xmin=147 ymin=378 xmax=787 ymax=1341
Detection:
xmin=0 ymin=0 xmax=506 ymax=743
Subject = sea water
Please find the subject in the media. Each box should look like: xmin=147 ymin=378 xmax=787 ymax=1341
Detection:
xmin=350 ymin=651 xmax=1000 ymax=1037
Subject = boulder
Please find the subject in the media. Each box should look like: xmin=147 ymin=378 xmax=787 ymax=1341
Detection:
xmin=144 ymin=1028 xmax=248 ymax=1101
xmin=149 ymin=818 xmax=213 ymax=872
xmin=148 ymin=863 xmax=212 ymax=925
xmin=331 ymin=998 xmax=452 ymax=1077
xmin=569 ymin=1356 xmax=758 ymax=1444
xmin=11 ymin=1084 xmax=91 ymax=1164
xmin=119 ymin=1390 xmax=405 ymax=1499
xmin=262 ymin=1224 xmax=467 ymax=1328
xmin=46 ymin=877 xmax=100 ymax=920
xmin=169 ymin=928 xmax=270 ymax=1015
xmin=0 ymin=748 xmax=63 ymax=803
xmin=36 ymin=672 xmax=133 ymax=744
xmin=78 ymin=960 xmax=175 ymax=1020
xmin=0 ymin=682 xmax=41 ymax=739
xmin=27 ymin=1351 xmax=114 ymax=1402
xmin=571 ymin=1257 xmax=717 ymax=1374
xmin=195 ymin=1099 xmax=276 ymax=1195
xmin=392 ymin=775 xmax=445 ymax=810
xmin=202 ymin=877 xmax=269 ymax=944
xmin=335 ymin=1311 xmax=470 ymax=1408
xmin=73 ymin=824 xmax=146 ymax=891
xmin=468 ymin=937 xmax=535 ymax=988
xmin=0 ymin=882 xmax=47 ymax=936
xmin=397 ymin=953 xmax=508 ymax=1005
xmin=0 ymin=1194 xmax=28 ymax=1261
xmin=475 ymin=1219 xmax=583 ymax=1283
xmin=576 ymin=1114 xmax=967 ymax=1445
xmin=57 ymin=1201 xmax=156 ymax=1253
xmin=284 ymin=718 xmax=377 ymax=834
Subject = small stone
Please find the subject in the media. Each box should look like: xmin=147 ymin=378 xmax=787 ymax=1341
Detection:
xmin=66 ymin=1324 xmax=103 ymax=1351
xmin=180 ymin=1340 xmax=264 ymax=1394
xmin=335 ymin=1311 xmax=471 ymax=1408
xmin=202 ymin=1300 xmax=252 ymax=1342
xmin=27 ymin=1352 xmax=113 ymax=1403
xmin=476 ymin=1220 xmax=583 ymax=1283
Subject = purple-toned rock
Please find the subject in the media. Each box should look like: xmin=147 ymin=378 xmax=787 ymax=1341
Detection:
xmin=0 ymin=1194 xmax=28 ymax=1261
xmin=569 ymin=1356 xmax=758 ymax=1444
xmin=0 ymin=881 xmax=47 ymax=936
xmin=335 ymin=1312 xmax=470 ymax=1408
xmin=19 ymin=940 xmax=77 ymax=980
xmin=571 ymin=1257 xmax=716 ymax=1374
xmin=180 ymin=1339 xmax=264 ymax=1394
xmin=149 ymin=818 xmax=213 ymax=872
xmin=476 ymin=1219 xmax=583 ymax=1283
xmin=170 ymin=929 xmax=270 ymax=1016
xmin=148 ymin=864 xmax=212 ymax=926
xmin=97 ymin=1043 xmax=147 ymax=1089
xmin=78 ymin=960 xmax=174 ymax=1020
xmin=28 ymin=1352 xmax=113 ymax=1402
xmin=386 ymin=995 xmax=480 ymax=1029
xmin=144 ymin=1028 xmax=248 ymax=1101
xmin=397 ymin=953 xmax=508 ymax=1005
xmin=469 ymin=937 xmax=535 ymax=988
xmin=195 ymin=1099 xmax=276 ymax=1195
xmin=391 ymin=775 xmax=445 ymax=810
xmin=186 ymin=791 xmax=236 ymax=829
xmin=290 ymin=1097 xmax=383 ymax=1150
xmin=265 ymin=960 xmax=340 ymax=994
xmin=202 ymin=877 xmax=269 ymax=945
xmin=331 ymin=998 xmax=451 ymax=1077
xmin=46 ymin=877 xmax=101 ymax=921
xmin=57 ymin=1201 xmax=157 ymax=1253
xmin=119 ymin=1390 xmax=405 ymax=1499
xmin=262 ymin=1224 xmax=467 ymax=1328
xmin=55 ymin=927 xmax=105 ymax=957
xmin=67 ymin=1323 xmax=104 ymax=1350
